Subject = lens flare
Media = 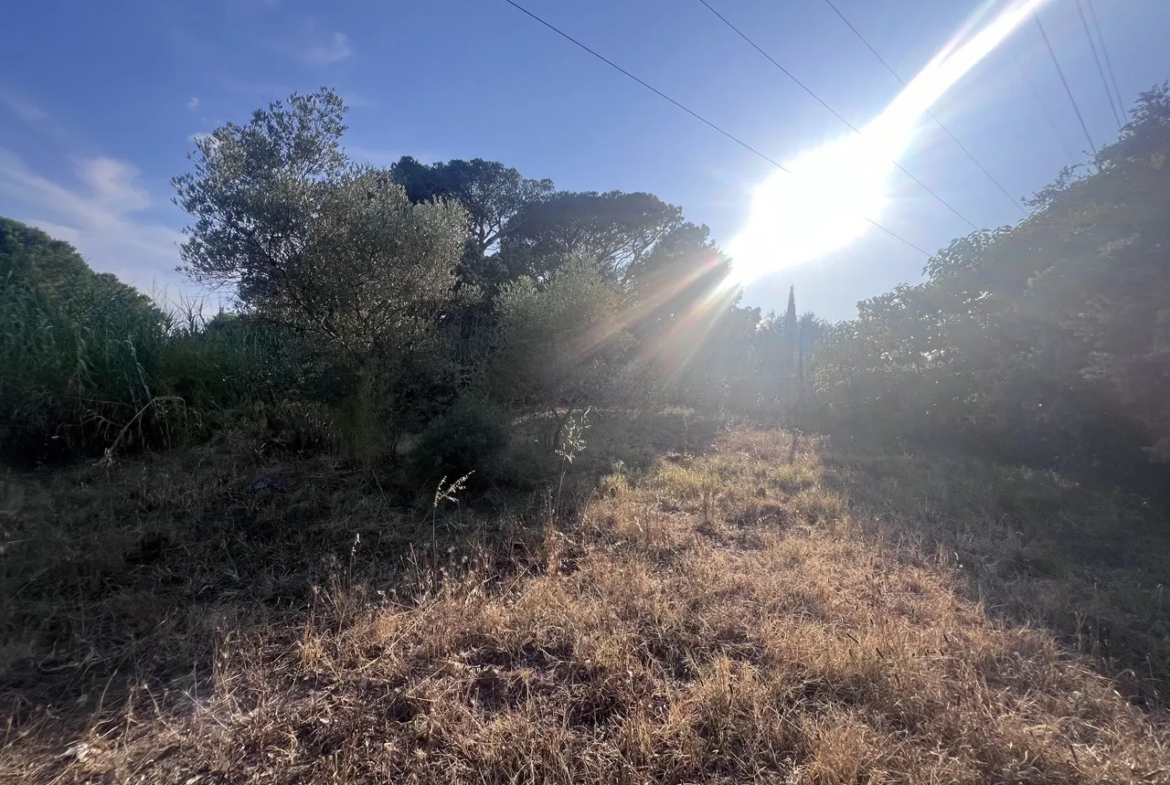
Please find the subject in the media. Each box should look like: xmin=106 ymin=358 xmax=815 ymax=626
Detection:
xmin=728 ymin=0 xmax=1049 ymax=284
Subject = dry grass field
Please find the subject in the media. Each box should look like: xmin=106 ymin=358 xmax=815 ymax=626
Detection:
xmin=3 ymin=417 xmax=1169 ymax=783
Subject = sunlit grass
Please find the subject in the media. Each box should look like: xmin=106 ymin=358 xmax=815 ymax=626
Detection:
xmin=5 ymin=423 xmax=1170 ymax=782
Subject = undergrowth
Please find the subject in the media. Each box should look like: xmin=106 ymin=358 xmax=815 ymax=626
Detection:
xmin=2 ymin=423 xmax=1169 ymax=783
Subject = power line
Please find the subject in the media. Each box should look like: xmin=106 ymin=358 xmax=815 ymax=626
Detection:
xmin=1085 ymin=0 xmax=1127 ymax=127
xmin=502 ymin=0 xmax=788 ymax=173
xmin=1011 ymin=47 xmax=1078 ymax=163
xmin=1034 ymin=13 xmax=1097 ymax=155
xmin=817 ymin=0 xmax=1026 ymax=216
xmin=500 ymin=0 xmax=932 ymax=257
xmin=1075 ymin=0 xmax=1122 ymax=128
xmin=698 ymin=0 xmax=979 ymax=230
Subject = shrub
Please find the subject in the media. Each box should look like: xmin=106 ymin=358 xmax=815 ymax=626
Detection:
xmin=0 ymin=219 xmax=177 ymax=464
xmin=411 ymin=398 xmax=511 ymax=488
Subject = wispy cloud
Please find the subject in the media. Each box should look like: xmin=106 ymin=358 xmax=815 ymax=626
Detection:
xmin=186 ymin=96 xmax=200 ymax=109
xmin=0 ymin=87 xmax=46 ymax=122
xmin=268 ymin=21 xmax=352 ymax=65
xmin=77 ymin=157 xmax=152 ymax=212
xmin=0 ymin=149 xmax=188 ymax=294
xmin=0 ymin=86 xmax=74 ymax=144
xmin=0 ymin=88 xmax=193 ymax=298
xmin=300 ymin=31 xmax=351 ymax=65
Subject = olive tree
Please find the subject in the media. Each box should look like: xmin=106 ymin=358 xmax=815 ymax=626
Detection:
xmin=173 ymin=89 xmax=470 ymax=456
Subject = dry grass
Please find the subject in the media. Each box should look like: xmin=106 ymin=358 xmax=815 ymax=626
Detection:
xmin=3 ymin=425 xmax=1170 ymax=783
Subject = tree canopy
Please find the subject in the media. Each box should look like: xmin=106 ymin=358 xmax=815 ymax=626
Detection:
xmin=816 ymin=84 xmax=1170 ymax=480
xmin=9 ymin=81 xmax=1170 ymax=492
xmin=389 ymin=156 xmax=554 ymax=256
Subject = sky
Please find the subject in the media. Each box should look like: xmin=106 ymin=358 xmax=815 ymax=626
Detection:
xmin=1 ymin=0 xmax=1168 ymax=320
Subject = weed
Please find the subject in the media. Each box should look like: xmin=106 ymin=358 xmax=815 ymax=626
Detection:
xmin=432 ymin=472 xmax=473 ymax=553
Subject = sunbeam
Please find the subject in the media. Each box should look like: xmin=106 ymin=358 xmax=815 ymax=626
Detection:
xmin=727 ymin=0 xmax=1050 ymax=284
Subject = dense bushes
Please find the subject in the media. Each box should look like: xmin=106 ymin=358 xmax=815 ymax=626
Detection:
xmin=0 ymin=219 xmax=333 ymax=464
xmin=0 ymin=219 xmax=173 ymax=462
xmin=410 ymin=397 xmax=512 ymax=488
xmin=8 ymin=84 xmax=1170 ymax=495
xmin=813 ymin=86 xmax=1170 ymax=490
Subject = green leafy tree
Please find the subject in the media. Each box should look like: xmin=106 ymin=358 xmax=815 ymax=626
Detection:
xmin=175 ymin=88 xmax=468 ymax=357
xmin=625 ymin=221 xmax=729 ymax=318
xmin=173 ymin=89 xmax=350 ymax=308
xmin=500 ymin=190 xmax=685 ymax=280
xmin=1023 ymin=85 xmax=1170 ymax=462
xmin=389 ymin=156 xmax=554 ymax=258
xmin=174 ymin=90 xmax=472 ymax=457
xmin=493 ymin=257 xmax=633 ymax=442
xmin=814 ymin=84 xmax=1170 ymax=483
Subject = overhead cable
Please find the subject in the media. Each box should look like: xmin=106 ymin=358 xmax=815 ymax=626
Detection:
xmin=501 ymin=0 xmax=933 ymax=257
xmin=1085 ymin=0 xmax=1127 ymax=127
xmin=1034 ymin=13 xmax=1097 ymax=155
xmin=1075 ymin=0 xmax=1122 ymax=128
xmin=699 ymin=0 xmax=980 ymax=229
xmin=817 ymin=0 xmax=1026 ymax=215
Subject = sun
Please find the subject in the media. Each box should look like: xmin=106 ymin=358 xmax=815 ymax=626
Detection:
xmin=727 ymin=131 xmax=896 ymax=285
xmin=727 ymin=0 xmax=1050 ymax=285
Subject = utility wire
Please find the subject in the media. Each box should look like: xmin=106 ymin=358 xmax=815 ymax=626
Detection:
xmin=1011 ymin=48 xmax=1078 ymax=163
xmin=504 ymin=0 xmax=788 ymax=173
xmin=500 ymin=0 xmax=932 ymax=257
xmin=1034 ymin=13 xmax=1097 ymax=155
xmin=699 ymin=0 xmax=979 ymax=230
xmin=817 ymin=0 xmax=1026 ymax=216
xmin=1085 ymin=0 xmax=1126 ymax=127
xmin=1075 ymin=0 xmax=1122 ymax=128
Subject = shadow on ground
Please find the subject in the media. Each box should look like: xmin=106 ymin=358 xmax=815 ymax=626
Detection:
xmin=814 ymin=433 xmax=1170 ymax=705
xmin=0 ymin=408 xmax=722 ymax=751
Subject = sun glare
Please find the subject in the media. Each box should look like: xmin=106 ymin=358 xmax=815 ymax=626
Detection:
xmin=727 ymin=0 xmax=1050 ymax=285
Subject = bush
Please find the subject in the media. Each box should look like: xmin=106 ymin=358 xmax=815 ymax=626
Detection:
xmin=0 ymin=219 xmax=178 ymax=464
xmin=411 ymin=398 xmax=511 ymax=488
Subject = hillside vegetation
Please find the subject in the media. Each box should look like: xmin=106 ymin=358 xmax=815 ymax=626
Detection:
xmin=3 ymin=85 xmax=1170 ymax=782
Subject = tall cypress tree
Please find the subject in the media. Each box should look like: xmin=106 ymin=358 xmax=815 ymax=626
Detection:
xmin=784 ymin=286 xmax=798 ymax=379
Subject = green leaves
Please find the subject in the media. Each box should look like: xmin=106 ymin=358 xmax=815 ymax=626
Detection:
xmin=0 ymin=218 xmax=172 ymax=462
xmin=173 ymin=89 xmax=469 ymax=360
xmin=174 ymin=89 xmax=349 ymax=299
xmin=390 ymin=156 xmax=554 ymax=256
xmin=815 ymin=85 xmax=1170 ymax=479
xmin=492 ymin=257 xmax=640 ymax=422
xmin=501 ymin=190 xmax=686 ymax=280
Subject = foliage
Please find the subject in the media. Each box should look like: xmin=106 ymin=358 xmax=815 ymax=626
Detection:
xmin=173 ymin=89 xmax=350 ymax=307
xmin=15 ymin=82 xmax=1170 ymax=496
xmin=389 ymin=156 xmax=554 ymax=258
xmin=175 ymin=91 xmax=468 ymax=359
xmin=500 ymin=190 xmax=685 ymax=280
xmin=0 ymin=218 xmax=176 ymax=463
xmin=157 ymin=310 xmax=288 ymax=412
xmin=174 ymin=90 xmax=476 ymax=454
xmin=410 ymin=397 xmax=512 ymax=487
xmin=493 ymin=257 xmax=634 ymax=420
xmin=815 ymin=85 xmax=1170 ymax=486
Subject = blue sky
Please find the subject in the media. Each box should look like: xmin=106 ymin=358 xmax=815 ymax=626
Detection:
xmin=1 ymin=0 xmax=1167 ymax=319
